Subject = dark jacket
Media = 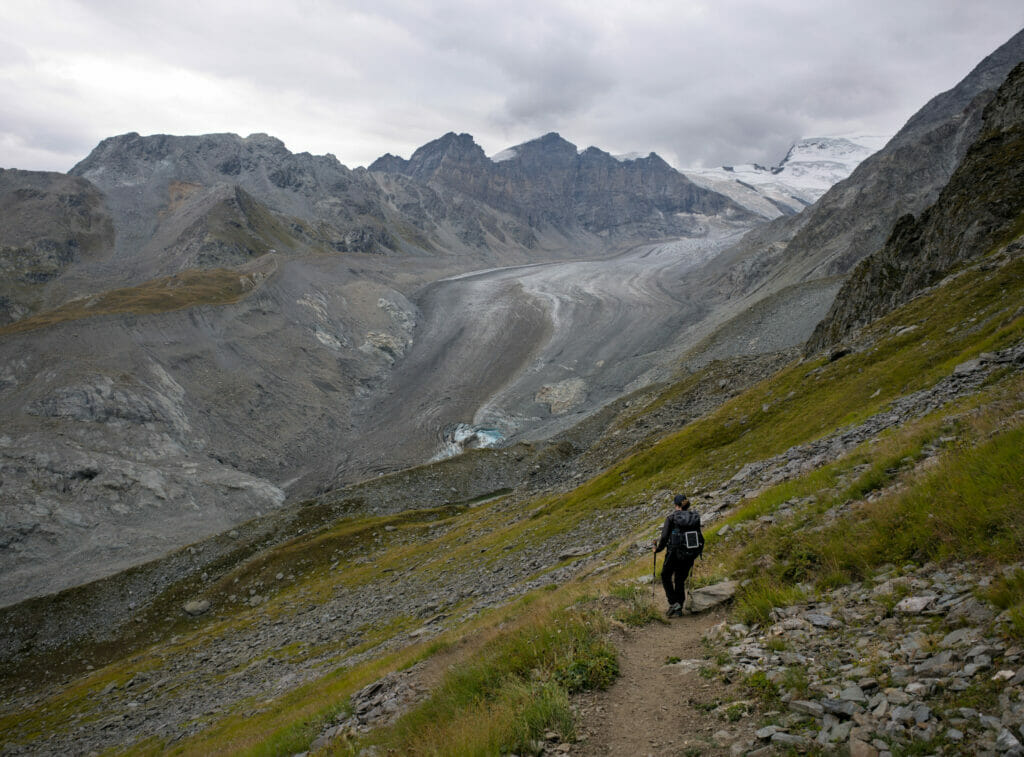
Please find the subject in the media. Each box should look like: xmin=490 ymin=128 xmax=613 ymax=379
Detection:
xmin=655 ymin=508 xmax=701 ymax=553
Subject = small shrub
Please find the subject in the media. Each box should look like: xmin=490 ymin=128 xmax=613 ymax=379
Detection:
xmin=614 ymin=594 xmax=667 ymax=627
xmin=609 ymin=582 xmax=643 ymax=601
xmin=725 ymin=702 xmax=747 ymax=722
xmin=947 ymin=676 xmax=1004 ymax=713
xmin=691 ymin=698 xmax=722 ymax=713
xmin=982 ymin=569 xmax=1024 ymax=638
xmin=765 ymin=637 xmax=788 ymax=652
xmin=554 ymin=641 xmax=618 ymax=693
xmin=817 ymin=569 xmax=852 ymax=591
xmin=501 ymin=679 xmax=575 ymax=753
xmin=781 ymin=666 xmax=810 ymax=698
xmin=745 ymin=671 xmax=781 ymax=708
xmin=362 ymin=609 xmax=615 ymax=754
xmin=735 ymin=580 xmax=804 ymax=626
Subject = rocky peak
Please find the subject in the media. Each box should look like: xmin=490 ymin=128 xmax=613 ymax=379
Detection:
xmin=71 ymin=132 xmax=317 ymax=187
xmin=66 ymin=130 xmax=396 ymax=261
xmin=366 ymin=152 xmax=408 ymax=173
xmin=508 ymin=132 xmax=578 ymax=170
xmin=402 ymin=132 xmax=489 ymax=182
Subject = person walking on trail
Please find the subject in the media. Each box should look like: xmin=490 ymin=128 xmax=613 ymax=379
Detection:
xmin=653 ymin=493 xmax=704 ymax=617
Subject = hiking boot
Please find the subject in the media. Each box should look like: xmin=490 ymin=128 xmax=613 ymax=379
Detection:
xmin=667 ymin=602 xmax=683 ymax=617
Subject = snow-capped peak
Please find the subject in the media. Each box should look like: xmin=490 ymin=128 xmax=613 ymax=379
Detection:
xmin=682 ymin=134 xmax=890 ymax=219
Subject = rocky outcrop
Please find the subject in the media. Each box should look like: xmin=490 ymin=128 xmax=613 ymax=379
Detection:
xmin=70 ymin=132 xmax=402 ymax=271
xmin=808 ymin=61 xmax=1024 ymax=353
xmin=705 ymin=561 xmax=1024 ymax=754
xmin=0 ymin=169 xmax=114 ymax=323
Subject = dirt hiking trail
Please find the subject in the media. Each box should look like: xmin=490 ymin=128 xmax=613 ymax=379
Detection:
xmin=574 ymin=605 xmax=757 ymax=756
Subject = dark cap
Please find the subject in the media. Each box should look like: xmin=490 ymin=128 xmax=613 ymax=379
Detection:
xmin=673 ymin=493 xmax=689 ymax=507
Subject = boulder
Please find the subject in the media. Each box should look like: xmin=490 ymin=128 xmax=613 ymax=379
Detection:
xmin=894 ymin=595 xmax=936 ymax=614
xmin=687 ymin=580 xmax=738 ymax=612
xmin=182 ymin=600 xmax=210 ymax=616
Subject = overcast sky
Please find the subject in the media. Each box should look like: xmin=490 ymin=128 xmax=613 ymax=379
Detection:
xmin=2 ymin=1 xmax=1022 ymax=173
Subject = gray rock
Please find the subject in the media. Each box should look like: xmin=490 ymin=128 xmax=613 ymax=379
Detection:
xmin=954 ymin=358 xmax=984 ymax=375
xmin=884 ymin=688 xmax=911 ymax=705
xmin=831 ymin=721 xmax=853 ymax=742
xmin=894 ymin=595 xmax=936 ymax=614
xmin=998 ymin=728 xmax=1022 ymax=751
xmin=771 ymin=732 xmax=808 ymax=747
xmin=949 ymin=597 xmax=996 ymax=625
xmin=687 ymin=580 xmax=738 ymax=612
xmin=839 ymin=685 xmax=867 ymax=703
xmin=806 ymin=612 xmax=843 ymax=628
xmin=557 ymin=547 xmax=591 ymax=561
xmin=182 ymin=600 xmax=210 ymax=616
xmin=891 ymin=705 xmax=916 ymax=725
xmin=981 ymin=714 xmax=1004 ymax=731
xmin=848 ymin=736 xmax=879 ymax=757
xmin=823 ymin=698 xmax=862 ymax=719
xmin=915 ymin=650 xmax=955 ymax=675
xmin=790 ymin=699 xmax=825 ymax=717
xmin=941 ymin=627 xmax=980 ymax=647
xmin=905 ymin=681 xmax=931 ymax=697
xmin=913 ymin=704 xmax=932 ymax=724
xmin=966 ymin=660 xmax=992 ymax=676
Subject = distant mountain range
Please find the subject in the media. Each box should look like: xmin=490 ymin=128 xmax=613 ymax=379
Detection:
xmin=0 ymin=27 xmax=1022 ymax=610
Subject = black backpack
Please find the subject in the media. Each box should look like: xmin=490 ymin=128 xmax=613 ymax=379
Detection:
xmin=668 ymin=509 xmax=704 ymax=557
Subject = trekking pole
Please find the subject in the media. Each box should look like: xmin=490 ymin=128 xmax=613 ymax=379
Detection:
xmin=652 ymin=545 xmax=657 ymax=601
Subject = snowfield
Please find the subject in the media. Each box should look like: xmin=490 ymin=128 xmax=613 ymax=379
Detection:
xmin=683 ymin=135 xmax=889 ymax=218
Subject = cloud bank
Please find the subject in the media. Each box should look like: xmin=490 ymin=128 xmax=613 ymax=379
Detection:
xmin=1 ymin=0 xmax=1022 ymax=172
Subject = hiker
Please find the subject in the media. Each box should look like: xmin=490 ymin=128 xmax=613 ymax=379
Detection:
xmin=653 ymin=493 xmax=704 ymax=617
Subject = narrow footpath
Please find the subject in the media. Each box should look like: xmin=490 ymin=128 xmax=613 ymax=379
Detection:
xmin=574 ymin=605 xmax=755 ymax=756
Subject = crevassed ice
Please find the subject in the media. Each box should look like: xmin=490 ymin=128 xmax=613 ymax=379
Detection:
xmin=431 ymin=423 xmax=505 ymax=461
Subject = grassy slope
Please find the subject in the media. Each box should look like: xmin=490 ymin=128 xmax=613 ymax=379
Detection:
xmin=3 ymin=247 xmax=1023 ymax=755
xmin=0 ymin=259 xmax=273 ymax=336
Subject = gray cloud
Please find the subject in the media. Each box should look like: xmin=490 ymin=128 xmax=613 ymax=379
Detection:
xmin=0 ymin=0 xmax=1021 ymax=172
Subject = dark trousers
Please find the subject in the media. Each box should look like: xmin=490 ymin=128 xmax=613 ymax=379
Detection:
xmin=661 ymin=550 xmax=696 ymax=606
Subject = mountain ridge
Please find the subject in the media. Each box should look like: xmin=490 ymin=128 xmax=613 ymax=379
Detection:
xmin=809 ymin=61 xmax=1024 ymax=352
xmin=702 ymin=26 xmax=1024 ymax=304
xmin=369 ymin=130 xmax=753 ymax=235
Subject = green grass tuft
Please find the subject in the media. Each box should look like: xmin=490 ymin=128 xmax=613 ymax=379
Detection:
xmin=734 ymin=581 xmax=805 ymax=626
xmin=358 ymin=609 xmax=616 ymax=755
